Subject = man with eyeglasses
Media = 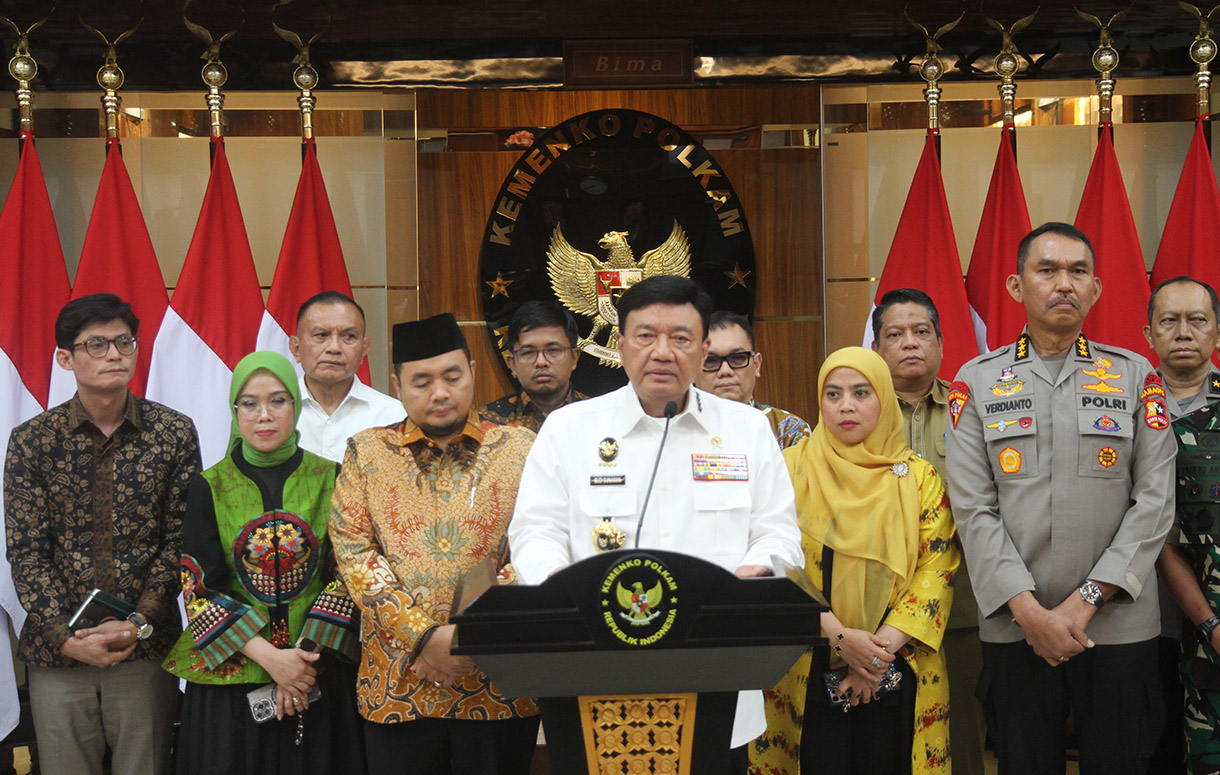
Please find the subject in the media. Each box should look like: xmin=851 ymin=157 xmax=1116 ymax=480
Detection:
xmin=694 ymin=311 xmax=810 ymax=449
xmin=480 ymin=300 xmax=587 ymax=432
xmin=5 ymin=293 xmax=201 ymax=775
xmin=291 ymin=291 xmax=404 ymax=462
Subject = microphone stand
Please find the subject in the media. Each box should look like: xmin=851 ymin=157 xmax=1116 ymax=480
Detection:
xmin=634 ymin=401 xmax=678 ymax=548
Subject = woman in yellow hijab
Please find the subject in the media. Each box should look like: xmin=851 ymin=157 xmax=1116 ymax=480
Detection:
xmin=750 ymin=347 xmax=959 ymax=775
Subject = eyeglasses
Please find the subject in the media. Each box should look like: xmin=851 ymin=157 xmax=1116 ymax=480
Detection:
xmin=234 ymin=394 xmax=294 ymax=419
xmin=512 ymin=345 xmax=572 ymax=364
xmin=702 ymin=351 xmax=756 ymax=372
xmin=71 ymin=335 xmax=138 ymax=358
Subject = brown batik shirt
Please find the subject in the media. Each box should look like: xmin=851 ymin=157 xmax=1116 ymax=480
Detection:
xmin=4 ymin=393 xmax=201 ymax=667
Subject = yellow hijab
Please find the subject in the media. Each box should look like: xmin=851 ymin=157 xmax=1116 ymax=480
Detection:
xmin=784 ymin=347 xmax=921 ymax=633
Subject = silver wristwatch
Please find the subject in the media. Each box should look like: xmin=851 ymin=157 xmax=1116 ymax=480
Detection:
xmin=1078 ymin=581 xmax=1105 ymax=608
xmin=127 ymin=612 xmax=153 ymax=641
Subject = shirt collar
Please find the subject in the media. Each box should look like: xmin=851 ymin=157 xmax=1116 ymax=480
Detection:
xmin=399 ymin=409 xmax=484 ymax=447
xmin=299 ymin=373 xmax=367 ymax=411
xmin=68 ymin=391 xmax=140 ymax=433
xmin=616 ymin=383 xmax=712 ymax=436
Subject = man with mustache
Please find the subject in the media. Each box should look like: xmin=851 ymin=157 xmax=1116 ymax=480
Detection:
xmin=946 ymin=222 xmax=1176 ymax=775
xmin=1144 ymin=277 xmax=1220 ymax=773
xmin=330 ymin=313 xmax=541 ymax=774
xmin=480 ymin=300 xmax=586 ymax=432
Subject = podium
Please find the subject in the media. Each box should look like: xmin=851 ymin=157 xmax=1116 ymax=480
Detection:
xmin=451 ymin=549 xmax=825 ymax=775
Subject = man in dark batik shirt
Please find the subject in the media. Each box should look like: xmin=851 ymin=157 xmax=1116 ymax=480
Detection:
xmin=5 ymin=294 xmax=201 ymax=775
xmin=480 ymin=300 xmax=587 ymax=433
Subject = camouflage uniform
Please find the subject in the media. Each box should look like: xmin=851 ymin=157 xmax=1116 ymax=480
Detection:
xmin=1173 ymin=396 xmax=1220 ymax=773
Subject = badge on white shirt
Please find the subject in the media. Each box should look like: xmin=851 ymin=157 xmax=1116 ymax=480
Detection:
xmin=691 ymin=453 xmax=749 ymax=481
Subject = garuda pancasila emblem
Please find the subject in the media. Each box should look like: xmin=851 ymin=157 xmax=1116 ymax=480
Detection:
xmin=547 ymin=220 xmax=691 ymax=366
xmin=616 ymin=580 xmax=664 ymax=625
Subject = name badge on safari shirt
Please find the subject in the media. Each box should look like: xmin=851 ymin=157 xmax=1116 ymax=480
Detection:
xmin=691 ymin=453 xmax=749 ymax=481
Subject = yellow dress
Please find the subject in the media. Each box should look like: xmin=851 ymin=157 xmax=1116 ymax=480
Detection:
xmin=750 ymin=456 xmax=959 ymax=775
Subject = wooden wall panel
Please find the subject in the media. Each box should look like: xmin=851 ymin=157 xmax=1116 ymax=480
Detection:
xmin=753 ymin=320 xmax=822 ymax=426
xmin=716 ymin=148 xmax=821 ymax=318
xmin=462 ymin=325 xmax=516 ymax=410
xmin=416 ymin=85 xmax=821 ymax=129
xmin=417 ymin=151 xmax=517 ymax=320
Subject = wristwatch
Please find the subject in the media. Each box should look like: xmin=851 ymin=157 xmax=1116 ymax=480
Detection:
xmin=1197 ymin=616 xmax=1220 ymax=646
xmin=127 ymin=612 xmax=153 ymax=641
xmin=1078 ymin=581 xmax=1106 ymax=609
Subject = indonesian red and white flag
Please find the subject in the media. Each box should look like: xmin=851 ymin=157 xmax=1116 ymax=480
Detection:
xmin=147 ymin=139 xmax=263 ymax=467
xmin=47 ymin=138 xmax=168 ymax=403
xmin=965 ymin=126 xmax=1032 ymax=351
xmin=864 ymin=129 xmax=981 ymax=378
xmin=0 ymin=131 xmax=71 ymax=739
xmin=256 ymin=138 xmax=370 ymax=383
xmin=1074 ymin=123 xmax=1151 ymax=357
xmin=1150 ymin=116 xmax=1220 ymax=293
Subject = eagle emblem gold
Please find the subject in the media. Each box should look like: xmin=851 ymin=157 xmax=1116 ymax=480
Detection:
xmin=617 ymin=580 xmax=664 ymax=623
xmin=547 ymin=220 xmax=692 ymax=366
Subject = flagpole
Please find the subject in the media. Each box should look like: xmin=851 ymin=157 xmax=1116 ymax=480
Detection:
xmin=907 ymin=11 xmax=962 ymax=162
xmin=985 ymin=10 xmax=1037 ymax=162
xmin=1181 ymin=2 xmax=1218 ymax=152
xmin=273 ymin=6 xmax=328 ymax=158
xmin=1077 ymin=7 xmax=1126 ymax=138
xmin=79 ymin=18 xmax=140 ymax=145
xmin=184 ymin=0 xmax=241 ymax=163
xmin=1 ymin=17 xmax=41 ymax=157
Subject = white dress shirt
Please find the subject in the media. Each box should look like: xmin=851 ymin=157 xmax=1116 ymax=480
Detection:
xmin=509 ymin=383 xmax=802 ymax=747
xmin=296 ymin=374 xmax=405 ymax=462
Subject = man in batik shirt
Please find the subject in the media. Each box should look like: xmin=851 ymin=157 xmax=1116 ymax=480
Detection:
xmin=331 ymin=312 xmax=539 ymax=775
xmin=693 ymin=310 xmax=810 ymax=449
xmin=480 ymin=300 xmax=587 ymax=432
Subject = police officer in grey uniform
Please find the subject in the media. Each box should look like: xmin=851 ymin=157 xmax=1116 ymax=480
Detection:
xmin=1147 ymin=276 xmax=1220 ymax=773
xmin=946 ymin=222 xmax=1176 ymax=775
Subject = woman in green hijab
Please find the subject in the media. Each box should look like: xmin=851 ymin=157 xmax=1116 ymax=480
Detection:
xmin=164 ymin=352 xmax=364 ymax=774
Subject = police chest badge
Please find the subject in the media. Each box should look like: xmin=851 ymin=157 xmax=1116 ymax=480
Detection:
xmin=598 ymin=554 xmax=679 ymax=647
xmin=1141 ymin=374 xmax=1169 ymax=430
xmin=990 ymin=367 xmax=1025 ymax=397
xmin=948 ymin=381 xmax=970 ymax=430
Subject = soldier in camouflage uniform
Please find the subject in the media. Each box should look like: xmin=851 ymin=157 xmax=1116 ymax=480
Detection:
xmin=1148 ymin=276 xmax=1220 ymax=773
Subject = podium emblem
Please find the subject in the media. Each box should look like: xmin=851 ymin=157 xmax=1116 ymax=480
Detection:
xmin=599 ymin=554 xmax=680 ymax=647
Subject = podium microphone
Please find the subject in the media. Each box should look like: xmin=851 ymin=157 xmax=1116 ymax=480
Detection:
xmin=634 ymin=400 xmax=678 ymax=548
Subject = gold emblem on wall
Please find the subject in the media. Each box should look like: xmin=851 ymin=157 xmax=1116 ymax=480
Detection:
xmin=547 ymin=220 xmax=691 ymax=366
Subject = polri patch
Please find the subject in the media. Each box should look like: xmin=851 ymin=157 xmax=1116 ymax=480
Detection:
xmin=948 ymin=381 xmax=971 ymax=430
xmin=691 ymin=453 xmax=749 ymax=481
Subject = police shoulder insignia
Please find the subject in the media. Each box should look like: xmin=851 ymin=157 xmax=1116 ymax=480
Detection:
xmin=1144 ymin=396 xmax=1169 ymax=430
xmin=1015 ymin=334 xmax=1031 ymax=361
xmin=948 ymin=380 xmax=971 ymax=430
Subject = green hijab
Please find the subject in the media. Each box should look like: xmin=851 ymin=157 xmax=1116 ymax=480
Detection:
xmin=229 ymin=351 xmax=302 ymax=468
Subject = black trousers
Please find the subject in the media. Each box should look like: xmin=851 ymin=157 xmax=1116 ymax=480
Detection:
xmin=1146 ymin=636 xmax=1186 ymax=775
xmin=364 ymin=715 xmax=540 ymax=775
xmin=980 ymin=639 xmax=1163 ymax=775
xmin=800 ymin=660 xmax=915 ymax=774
